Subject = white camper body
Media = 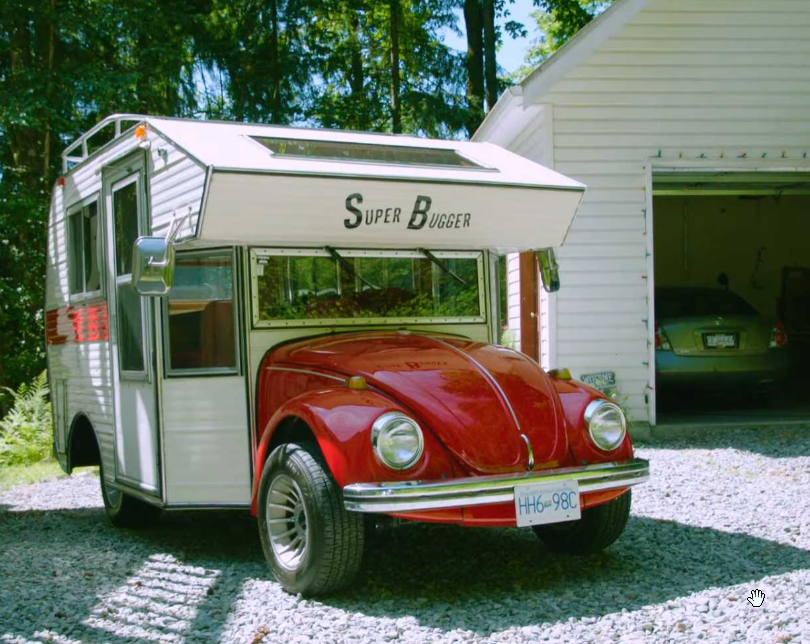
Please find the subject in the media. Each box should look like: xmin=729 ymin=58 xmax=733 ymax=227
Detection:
xmin=46 ymin=114 xmax=584 ymax=509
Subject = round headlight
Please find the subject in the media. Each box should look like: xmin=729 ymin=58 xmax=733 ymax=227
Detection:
xmin=371 ymin=412 xmax=424 ymax=470
xmin=585 ymin=400 xmax=626 ymax=451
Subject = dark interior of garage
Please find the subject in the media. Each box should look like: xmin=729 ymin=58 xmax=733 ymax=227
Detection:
xmin=652 ymin=173 xmax=810 ymax=425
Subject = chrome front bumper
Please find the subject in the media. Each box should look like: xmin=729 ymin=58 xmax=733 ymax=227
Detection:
xmin=343 ymin=458 xmax=649 ymax=513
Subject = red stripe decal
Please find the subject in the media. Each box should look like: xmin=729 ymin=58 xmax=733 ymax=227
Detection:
xmin=45 ymin=300 xmax=109 ymax=345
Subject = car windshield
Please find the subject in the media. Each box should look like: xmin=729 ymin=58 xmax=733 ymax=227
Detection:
xmin=253 ymin=249 xmax=483 ymax=326
xmin=655 ymin=289 xmax=758 ymax=318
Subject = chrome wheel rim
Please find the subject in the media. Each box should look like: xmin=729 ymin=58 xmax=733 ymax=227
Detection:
xmin=267 ymin=474 xmax=309 ymax=571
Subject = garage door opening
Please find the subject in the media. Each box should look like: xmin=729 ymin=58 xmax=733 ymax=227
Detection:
xmin=652 ymin=170 xmax=810 ymax=426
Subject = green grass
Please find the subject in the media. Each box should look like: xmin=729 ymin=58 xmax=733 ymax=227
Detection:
xmin=0 ymin=459 xmax=76 ymax=492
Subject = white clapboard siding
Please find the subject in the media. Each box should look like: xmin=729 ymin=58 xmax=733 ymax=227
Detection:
xmin=511 ymin=0 xmax=810 ymax=422
xmin=46 ymin=126 xmax=207 ymax=469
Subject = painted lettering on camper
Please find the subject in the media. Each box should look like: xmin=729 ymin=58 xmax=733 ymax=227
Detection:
xmin=343 ymin=193 xmax=472 ymax=231
xmin=344 ymin=193 xmax=402 ymax=229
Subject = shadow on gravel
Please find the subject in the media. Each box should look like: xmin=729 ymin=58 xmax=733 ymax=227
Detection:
xmin=326 ymin=515 xmax=810 ymax=635
xmin=4 ymin=499 xmax=810 ymax=641
xmin=0 ymin=506 xmax=263 ymax=643
xmin=637 ymin=425 xmax=810 ymax=458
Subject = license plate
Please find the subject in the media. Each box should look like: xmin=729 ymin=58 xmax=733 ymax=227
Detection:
xmin=705 ymin=333 xmax=737 ymax=348
xmin=515 ymin=480 xmax=581 ymax=528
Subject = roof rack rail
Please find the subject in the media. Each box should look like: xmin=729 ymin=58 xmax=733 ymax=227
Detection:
xmin=61 ymin=113 xmax=149 ymax=173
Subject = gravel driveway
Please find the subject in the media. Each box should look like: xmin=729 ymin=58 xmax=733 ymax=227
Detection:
xmin=2 ymin=426 xmax=809 ymax=644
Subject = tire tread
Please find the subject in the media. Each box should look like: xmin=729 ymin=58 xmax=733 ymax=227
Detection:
xmin=533 ymin=490 xmax=631 ymax=554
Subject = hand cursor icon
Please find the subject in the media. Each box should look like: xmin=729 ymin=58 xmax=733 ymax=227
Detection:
xmin=747 ymin=589 xmax=765 ymax=608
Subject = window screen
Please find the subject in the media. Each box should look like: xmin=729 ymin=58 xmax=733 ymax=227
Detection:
xmin=67 ymin=201 xmax=101 ymax=296
xmin=167 ymin=252 xmax=237 ymax=372
xmin=252 ymin=137 xmax=482 ymax=168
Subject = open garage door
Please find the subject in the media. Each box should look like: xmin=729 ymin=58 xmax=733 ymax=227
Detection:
xmin=652 ymin=169 xmax=810 ymax=426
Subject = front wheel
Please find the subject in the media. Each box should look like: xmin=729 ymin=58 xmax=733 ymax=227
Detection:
xmin=258 ymin=442 xmax=364 ymax=596
xmin=533 ymin=489 xmax=631 ymax=554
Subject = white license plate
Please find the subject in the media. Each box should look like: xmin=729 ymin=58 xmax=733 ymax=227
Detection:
xmin=514 ymin=480 xmax=581 ymax=528
xmin=705 ymin=333 xmax=736 ymax=348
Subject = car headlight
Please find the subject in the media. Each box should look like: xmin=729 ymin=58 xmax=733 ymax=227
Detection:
xmin=584 ymin=400 xmax=626 ymax=451
xmin=371 ymin=412 xmax=424 ymax=470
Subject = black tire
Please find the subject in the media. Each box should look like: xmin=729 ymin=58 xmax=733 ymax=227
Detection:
xmin=533 ymin=490 xmax=631 ymax=554
xmin=99 ymin=461 xmax=161 ymax=529
xmin=258 ymin=442 xmax=364 ymax=597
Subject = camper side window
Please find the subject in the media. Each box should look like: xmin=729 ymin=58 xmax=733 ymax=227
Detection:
xmin=67 ymin=200 xmax=101 ymax=297
xmin=165 ymin=250 xmax=237 ymax=373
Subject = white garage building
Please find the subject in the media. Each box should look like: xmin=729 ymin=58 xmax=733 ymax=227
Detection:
xmin=474 ymin=0 xmax=810 ymax=426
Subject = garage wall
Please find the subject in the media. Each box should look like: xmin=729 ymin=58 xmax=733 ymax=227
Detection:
xmin=654 ymin=195 xmax=810 ymax=320
xmin=534 ymin=0 xmax=810 ymax=422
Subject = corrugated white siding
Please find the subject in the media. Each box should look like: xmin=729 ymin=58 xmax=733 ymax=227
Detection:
xmin=505 ymin=254 xmax=521 ymax=350
xmin=542 ymin=0 xmax=810 ymax=422
xmin=46 ymin=128 xmax=207 ymax=475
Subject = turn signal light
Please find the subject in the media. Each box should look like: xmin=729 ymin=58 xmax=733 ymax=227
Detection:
xmin=347 ymin=376 xmax=367 ymax=390
xmin=770 ymin=322 xmax=788 ymax=348
xmin=134 ymin=124 xmax=147 ymax=140
xmin=655 ymin=324 xmax=671 ymax=351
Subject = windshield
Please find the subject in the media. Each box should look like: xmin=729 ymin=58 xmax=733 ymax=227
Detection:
xmin=253 ymin=249 xmax=483 ymax=326
xmin=655 ymin=288 xmax=758 ymax=318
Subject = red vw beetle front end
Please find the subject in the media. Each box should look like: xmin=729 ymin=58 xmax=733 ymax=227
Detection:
xmin=252 ymin=330 xmax=649 ymax=595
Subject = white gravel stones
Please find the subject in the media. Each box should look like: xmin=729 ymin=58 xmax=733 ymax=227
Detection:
xmin=2 ymin=426 xmax=809 ymax=643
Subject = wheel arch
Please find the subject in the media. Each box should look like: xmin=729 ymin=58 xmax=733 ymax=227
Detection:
xmin=252 ymin=411 xmax=337 ymax=516
xmin=67 ymin=412 xmax=101 ymax=473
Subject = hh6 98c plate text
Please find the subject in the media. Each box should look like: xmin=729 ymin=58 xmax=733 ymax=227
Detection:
xmin=515 ymin=480 xmax=581 ymax=528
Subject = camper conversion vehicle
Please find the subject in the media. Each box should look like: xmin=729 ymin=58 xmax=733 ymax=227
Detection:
xmin=46 ymin=115 xmax=649 ymax=595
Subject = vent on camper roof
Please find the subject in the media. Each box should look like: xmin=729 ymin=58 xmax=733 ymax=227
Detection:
xmin=251 ymin=136 xmax=483 ymax=169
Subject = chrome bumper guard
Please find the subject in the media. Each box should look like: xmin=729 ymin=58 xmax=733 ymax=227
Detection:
xmin=343 ymin=458 xmax=649 ymax=513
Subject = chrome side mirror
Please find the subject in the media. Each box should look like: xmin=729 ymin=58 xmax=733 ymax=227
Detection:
xmin=536 ymin=248 xmax=560 ymax=293
xmin=132 ymin=236 xmax=175 ymax=296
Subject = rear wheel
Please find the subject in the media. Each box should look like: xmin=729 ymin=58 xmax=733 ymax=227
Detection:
xmin=258 ymin=442 xmax=364 ymax=596
xmin=99 ymin=461 xmax=161 ymax=528
xmin=533 ymin=490 xmax=631 ymax=554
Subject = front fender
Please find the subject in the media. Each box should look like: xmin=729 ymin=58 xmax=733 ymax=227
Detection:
xmin=551 ymin=379 xmax=635 ymax=464
xmin=252 ymin=387 xmax=459 ymax=514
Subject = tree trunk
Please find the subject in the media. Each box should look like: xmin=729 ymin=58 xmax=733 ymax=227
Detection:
xmin=389 ymin=0 xmax=401 ymax=133
xmin=348 ymin=11 xmax=365 ymax=129
xmin=43 ymin=0 xmax=56 ymax=178
xmin=269 ymin=0 xmax=282 ymax=123
xmin=482 ymin=0 xmax=498 ymax=112
xmin=463 ymin=0 xmax=484 ymax=137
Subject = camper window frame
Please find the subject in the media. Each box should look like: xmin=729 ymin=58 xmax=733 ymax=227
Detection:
xmin=162 ymin=247 xmax=241 ymax=377
xmin=250 ymin=247 xmax=487 ymax=329
xmin=65 ymin=192 xmax=104 ymax=304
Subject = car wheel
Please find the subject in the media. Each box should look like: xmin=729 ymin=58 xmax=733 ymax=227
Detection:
xmin=533 ymin=489 xmax=631 ymax=554
xmin=99 ymin=461 xmax=161 ymax=528
xmin=258 ymin=442 xmax=364 ymax=596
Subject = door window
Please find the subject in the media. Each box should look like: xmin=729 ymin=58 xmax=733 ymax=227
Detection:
xmin=112 ymin=178 xmax=146 ymax=374
xmin=166 ymin=251 xmax=238 ymax=373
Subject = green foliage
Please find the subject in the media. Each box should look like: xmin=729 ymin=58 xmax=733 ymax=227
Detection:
xmin=0 ymin=0 xmax=591 ymax=399
xmin=0 ymin=371 xmax=53 ymax=466
xmin=510 ymin=0 xmax=614 ymax=82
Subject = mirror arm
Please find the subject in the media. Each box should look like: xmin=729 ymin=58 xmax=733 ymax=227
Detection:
xmin=167 ymin=206 xmax=193 ymax=243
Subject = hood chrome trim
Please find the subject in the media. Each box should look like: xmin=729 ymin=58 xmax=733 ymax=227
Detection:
xmin=520 ymin=434 xmax=535 ymax=471
xmin=417 ymin=335 xmax=522 ymax=434
xmin=265 ymin=366 xmax=346 ymax=383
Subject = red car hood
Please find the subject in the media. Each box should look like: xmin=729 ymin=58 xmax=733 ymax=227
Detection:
xmin=268 ymin=332 xmax=568 ymax=474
